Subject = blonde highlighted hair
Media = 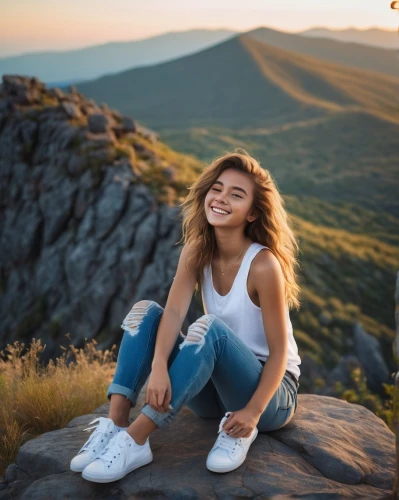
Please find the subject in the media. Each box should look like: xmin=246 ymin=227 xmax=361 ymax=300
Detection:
xmin=176 ymin=148 xmax=302 ymax=310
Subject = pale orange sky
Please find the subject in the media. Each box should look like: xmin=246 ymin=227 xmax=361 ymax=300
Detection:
xmin=0 ymin=0 xmax=396 ymax=57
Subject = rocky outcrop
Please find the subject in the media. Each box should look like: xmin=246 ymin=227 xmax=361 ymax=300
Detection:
xmin=0 ymin=75 xmax=200 ymax=361
xmin=0 ymin=385 xmax=395 ymax=499
xmin=352 ymin=322 xmax=390 ymax=392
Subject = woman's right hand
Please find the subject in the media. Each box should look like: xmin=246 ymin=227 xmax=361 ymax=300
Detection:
xmin=145 ymin=365 xmax=173 ymax=413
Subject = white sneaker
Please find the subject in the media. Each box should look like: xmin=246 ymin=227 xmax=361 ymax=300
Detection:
xmin=206 ymin=412 xmax=259 ymax=473
xmin=70 ymin=417 xmax=121 ymax=472
xmin=82 ymin=430 xmax=153 ymax=483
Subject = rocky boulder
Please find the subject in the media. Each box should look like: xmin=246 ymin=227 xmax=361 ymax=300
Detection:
xmin=0 ymin=387 xmax=395 ymax=499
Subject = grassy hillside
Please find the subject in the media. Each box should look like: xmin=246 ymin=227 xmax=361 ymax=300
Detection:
xmin=248 ymin=27 xmax=398 ymax=77
xmin=283 ymin=196 xmax=399 ymax=248
xmin=76 ymin=34 xmax=399 ymax=130
xmin=160 ymin=111 xmax=399 ymax=217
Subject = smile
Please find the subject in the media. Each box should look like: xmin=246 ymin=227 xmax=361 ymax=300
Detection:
xmin=211 ymin=207 xmax=230 ymax=215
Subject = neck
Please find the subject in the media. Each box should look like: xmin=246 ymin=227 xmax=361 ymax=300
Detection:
xmin=213 ymin=234 xmax=251 ymax=263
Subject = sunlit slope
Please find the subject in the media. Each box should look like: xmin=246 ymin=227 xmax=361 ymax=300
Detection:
xmin=76 ymin=33 xmax=399 ymax=130
xmin=283 ymin=195 xmax=399 ymax=248
xmin=160 ymin=111 xmax=399 ymax=216
xmin=240 ymin=35 xmax=399 ymax=124
xmin=247 ymin=26 xmax=398 ymax=77
xmin=291 ymin=212 xmax=398 ymax=327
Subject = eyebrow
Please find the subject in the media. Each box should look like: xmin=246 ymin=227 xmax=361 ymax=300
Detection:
xmin=213 ymin=181 xmax=248 ymax=196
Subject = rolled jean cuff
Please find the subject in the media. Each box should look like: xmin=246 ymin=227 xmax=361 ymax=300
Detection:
xmin=140 ymin=403 xmax=174 ymax=430
xmin=106 ymin=383 xmax=138 ymax=407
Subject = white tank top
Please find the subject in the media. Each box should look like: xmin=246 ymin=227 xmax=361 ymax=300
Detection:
xmin=201 ymin=242 xmax=301 ymax=380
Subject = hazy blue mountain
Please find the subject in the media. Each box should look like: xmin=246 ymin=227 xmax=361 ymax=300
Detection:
xmin=2 ymin=26 xmax=395 ymax=86
xmin=0 ymin=29 xmax=238 ymax=84
xmin=299 ymin=27 xmax=398 ymax=50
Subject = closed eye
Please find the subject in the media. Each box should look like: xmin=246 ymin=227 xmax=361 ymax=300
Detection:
xmin=212 ymin=188 xmax=242 ymax=199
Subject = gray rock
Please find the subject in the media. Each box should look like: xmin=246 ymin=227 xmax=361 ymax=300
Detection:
xmin=85 ymin=130 xmax=116 ymax=146
xmin=48 ymin=88 xmax=65 ymax=100
xmin=0 ymin=204 xmax=42 ymax=266
xmin=39 ymin=173 xmax=77 ymax=245
xmin=353 ymin=322 xmax=390 ymax=392
xmin=61 ymin=102 xmax=82 ymax=119
xmin=122 ymin=116 xmax=137 ymax=133
xmin=1 ymin=76 xmax=187 ymax=354
xmin=93 ymin=172 xmax=128 ymax=240
xmin=2 ymin=393 xmax=395 ymax=499
xmin=88 ymin=113 xmax=112 ymax=134
xmin=325 ymin=354 xmax=363 ymax=392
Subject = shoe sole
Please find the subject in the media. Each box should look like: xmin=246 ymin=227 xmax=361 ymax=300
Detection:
xmin=82 ymin=453 xmax=153 ymax=483
xmin=206 ymin=428 xmax=258 ymax=473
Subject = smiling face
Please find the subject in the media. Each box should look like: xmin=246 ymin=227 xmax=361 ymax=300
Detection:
xmin=204 ymin=168 xmax=258 ymax=229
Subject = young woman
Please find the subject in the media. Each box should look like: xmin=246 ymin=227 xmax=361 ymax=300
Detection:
xmin=70 ymin=148 xmax=302 ymax=483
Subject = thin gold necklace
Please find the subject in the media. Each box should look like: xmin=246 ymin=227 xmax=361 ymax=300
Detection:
xmin=219 ymin=237 xmax=248 ymax=276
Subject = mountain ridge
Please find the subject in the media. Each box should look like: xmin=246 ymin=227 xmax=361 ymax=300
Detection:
xmin=1 ymin=26 xmax=396 ymax=85
xmin=300 ymin=26 xmax=398 ymax=49
xmin=0 ymin=29 xmax=238 ymax=84
xmin=75 ymin=33 xmax=399 ymax=130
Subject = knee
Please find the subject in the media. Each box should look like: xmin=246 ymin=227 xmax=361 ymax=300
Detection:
xmin=178 ymin=314 xmax=217 ymax=354
xmin=121 ymin=300 xmax=162 ymax=336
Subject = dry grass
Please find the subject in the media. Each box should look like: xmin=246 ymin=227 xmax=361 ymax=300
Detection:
xmin=0 ymin=335 xmax=116 ymax=478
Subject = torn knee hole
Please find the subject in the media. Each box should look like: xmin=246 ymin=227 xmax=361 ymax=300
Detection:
xmin=179 ymin=316 xmax=213 ymax=354
xmin=121 ymin=301 xmax=153 ymax=336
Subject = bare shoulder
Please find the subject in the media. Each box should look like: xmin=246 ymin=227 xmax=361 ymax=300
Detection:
xmin=251 ymin=247 xmax=285 ymax=300
xmin=181 ymin=240 xmax=199 ymax=262
xmin=252 ymin=248 xmax=282 ymax=281
xmin=178 ymin=240 xmax=200 ymax=275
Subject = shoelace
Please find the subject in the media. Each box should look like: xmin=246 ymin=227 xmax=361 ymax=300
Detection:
xmin=77 ymin=418 xmax=112 ymax=455
xmin=215 ymin=413 xmax=243 ymax=454
xmin=97 ymin=432 xmax=125 ymax=465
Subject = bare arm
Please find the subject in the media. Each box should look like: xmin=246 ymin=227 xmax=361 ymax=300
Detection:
xmin=245 ymin=250 xmax=288 ymax=415
xmin=152 ymin=242 xmax=198 ymax=370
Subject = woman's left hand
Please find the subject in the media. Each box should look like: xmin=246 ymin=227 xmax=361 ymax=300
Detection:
xmin=222 ymin=407 xmax=261 ymax=438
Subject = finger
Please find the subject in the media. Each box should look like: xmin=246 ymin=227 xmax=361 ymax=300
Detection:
xmin=158 ymin=391 xmax=166 ymax=409
xmin=230 ymin=427 xmax=243 ymax=438
xmin=164 ymin=399 xmax=173 ymax=412
xmin=152 ymin=392 xmax=162 ymax=412
xmin=163 ymin=390 xmax=171 ymax=410
xmin=150 ymin=395 xmax=162 ymax=413
xmin=225 ymin=423 xmax=236 ymax=433
xmin=224 ymin=418 xmax=237 ymax=432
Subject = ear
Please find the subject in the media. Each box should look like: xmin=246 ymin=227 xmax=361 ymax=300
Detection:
xmin=247 ymin=208 xmax=259 ymax=224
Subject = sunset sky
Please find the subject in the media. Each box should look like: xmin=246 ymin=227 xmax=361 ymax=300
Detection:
xmin=0 ymin=0 xmax=395 ymax=57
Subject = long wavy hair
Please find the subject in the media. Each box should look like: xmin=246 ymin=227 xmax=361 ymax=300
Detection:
xmin=176 ymin=148 xmax=302 ymax=310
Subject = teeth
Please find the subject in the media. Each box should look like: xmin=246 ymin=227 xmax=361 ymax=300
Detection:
xmin=212 ymin=207 xmax=229 ymax=215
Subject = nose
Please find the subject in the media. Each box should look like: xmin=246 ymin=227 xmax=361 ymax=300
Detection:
xmin=215 ymin=194 xmax=227 ymax=205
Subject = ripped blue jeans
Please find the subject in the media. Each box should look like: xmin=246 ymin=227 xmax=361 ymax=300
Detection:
xmin=107 ymin=300 xmax=299 ymax=432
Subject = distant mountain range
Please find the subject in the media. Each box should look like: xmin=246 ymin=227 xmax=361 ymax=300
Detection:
xmin=0 ymin=29 xmax=237 ymax=85
xmin=75 ymin=30 xmax=399 ymax=129
xmin=299 ymin=27 xmax=398 ymax=50
xmin=0 ymin=27 xmax=395 ymax=85
xmin=74 ymin=29 xmax=399 ymax=217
